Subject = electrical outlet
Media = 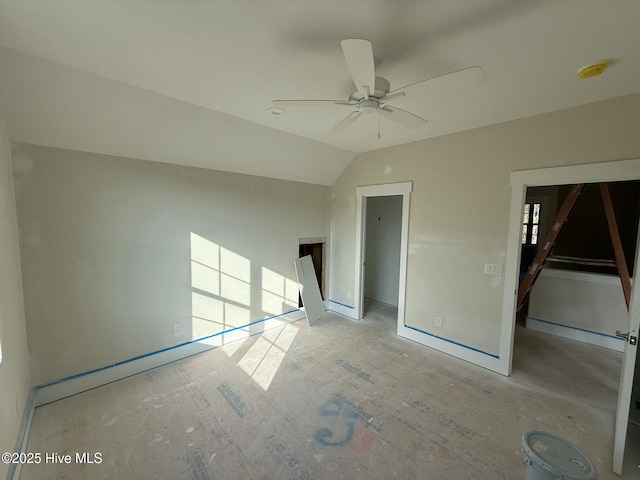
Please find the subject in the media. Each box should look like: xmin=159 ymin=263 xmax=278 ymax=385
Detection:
xmin=346 ymin=291 xmax=351 ymax=300
xmin=435 ymin=316 xmax=443 ymax=327
xmin=173 ymin=324 xmax=183 ymax=336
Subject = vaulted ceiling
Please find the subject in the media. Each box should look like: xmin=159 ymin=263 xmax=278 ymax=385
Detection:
xmin=0 ymin=1 xmax=638 ymax=185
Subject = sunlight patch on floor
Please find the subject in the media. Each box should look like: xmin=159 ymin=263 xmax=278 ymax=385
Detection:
xmin=237 ymin=323 xmax=298 ymax=391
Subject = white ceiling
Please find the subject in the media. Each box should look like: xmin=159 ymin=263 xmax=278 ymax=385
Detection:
xmin=0 ymin=0 xmax=638 ymax=185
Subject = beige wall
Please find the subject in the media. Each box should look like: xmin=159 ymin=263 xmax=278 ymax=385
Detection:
xmin=330 ymin=93 xmax=640 ymax=356
xmin=0 ymin=107 xmax=31 ymax=478
xmin=13 ymin=144 xmax=331 ymax=385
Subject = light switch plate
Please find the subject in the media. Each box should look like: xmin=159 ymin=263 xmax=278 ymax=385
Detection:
xmin=484 ymin=263 xmax=503 ymax=275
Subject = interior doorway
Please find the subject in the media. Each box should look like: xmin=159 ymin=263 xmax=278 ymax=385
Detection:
xmin=363 ymin=195 xmax=403 ymax=314
xmin=516 ymin=180 xmax=640 ymax=472
xmin=354 ymin=182 xmax=412 ymax=330
xmin=502 ymin=158 xmax=640 ymax=474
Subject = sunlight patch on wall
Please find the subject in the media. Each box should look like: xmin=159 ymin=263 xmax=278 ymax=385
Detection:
xmin=224 ymin=303 xmax=251 ymax=327
xmin=190 ymin=233 xmax=301 ymax=389
xmin=261 ymin=266 xmax=298 ymax=315
xmin=192 ymin=292 xmax=224 ymax=324
xmin=221 ymin=247 xmax=251 ymax=282
xmin=191 ymin=261 xmax=220 ymax=296
xmin=191 ymin=233 xmax=220 ymax=268
xmin=190 ymin=233 xmax=252 ymax=345
xmin=221 ymin=274 xmax=251 ymax=306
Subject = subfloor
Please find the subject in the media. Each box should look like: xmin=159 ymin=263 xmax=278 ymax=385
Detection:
xmin=20 ymin=301 xmax=637 ymax=479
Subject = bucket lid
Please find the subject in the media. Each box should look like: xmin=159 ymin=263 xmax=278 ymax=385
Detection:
xmin=522 ymin=431 xmax=596 ymax=480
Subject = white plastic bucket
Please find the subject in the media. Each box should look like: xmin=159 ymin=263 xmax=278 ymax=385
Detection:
xmin=522 ymin=431 xmax=597 ymax=480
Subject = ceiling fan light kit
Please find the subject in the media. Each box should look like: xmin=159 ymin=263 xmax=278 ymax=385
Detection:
xmin=272 ymin=39 xmax=482 ymax=138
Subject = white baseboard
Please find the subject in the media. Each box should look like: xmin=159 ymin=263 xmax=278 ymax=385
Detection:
xmin=526 ymin=316 xmax=625 ymax=352
xmin=34 ymin=309 xmax=305 ymax=407
xmin=397 ymin=323 xmax=505 ymax=375
xmin=7 ymin=388 xmax=37 ymax=480
xmin=327 ymin=299 xmax=358 ymax=319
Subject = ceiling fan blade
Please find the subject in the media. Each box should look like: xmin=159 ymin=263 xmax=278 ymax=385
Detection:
xmin=380 ymin=106 xmax=427 ymax=129
xmin=327 ymin=111 xmax=362 ymax=136
xmin=272 ymin=99 xmax=354 ymax=107
xmin=379 ymin=91 xmax=406 ymax=104
xmin=390 ymin=66 xmax=483 ymax=95
xmin=341 ymin=39 xmax=376 ymax=98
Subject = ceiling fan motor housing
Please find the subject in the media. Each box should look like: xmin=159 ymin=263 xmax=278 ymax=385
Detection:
xmin=359 ymin=98 xmax=380 ymax=113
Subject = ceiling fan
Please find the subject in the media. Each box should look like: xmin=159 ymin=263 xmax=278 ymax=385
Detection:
xmin=273 ymin=39 xmax=482 ymax=137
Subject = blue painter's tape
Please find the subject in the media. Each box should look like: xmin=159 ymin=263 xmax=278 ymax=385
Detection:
xmin=404 ymin=324 xmax=500 ymax=359
xmin=527 ymin=316 xmax=624 ymax=340
xmin=328 ymin=299 xmax=354 ymax=309
xmin=35 ymin=309 xmax=301 ymax=390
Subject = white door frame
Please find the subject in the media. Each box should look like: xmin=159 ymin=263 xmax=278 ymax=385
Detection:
xmin=354 ymin=182 xmax=412 ymax=327
xmin=500 ymin=158 xmax=640 ymax=473
xmin=500 ymin=158 xmax=640 ymax=374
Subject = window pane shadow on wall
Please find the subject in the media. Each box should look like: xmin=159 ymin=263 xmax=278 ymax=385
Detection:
xmin=189 ymin=232 xmax=299 ymax=391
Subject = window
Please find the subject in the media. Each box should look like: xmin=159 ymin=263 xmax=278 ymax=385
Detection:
xmin=522 ymin=202 xmax=541 ymax=245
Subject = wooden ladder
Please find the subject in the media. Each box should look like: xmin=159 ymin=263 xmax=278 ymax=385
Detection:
xmin=516 ymin=182 xmax=632 ymax=311
xmin=516 ymin=183 xmax=584 ymax=311
xmin=600 ymin=183 xmax=632 ymax=309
